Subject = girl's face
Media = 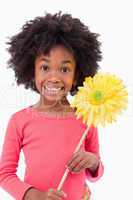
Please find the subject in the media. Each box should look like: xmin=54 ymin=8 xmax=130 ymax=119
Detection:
xmin=34 ymin=45 xmax=76 ymax=105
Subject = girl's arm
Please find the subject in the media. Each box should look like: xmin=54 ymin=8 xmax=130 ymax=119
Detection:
xmin=84 ymin=126 xmax=104 ymax=182
xmin=0 ymin=115 xmax=34 ymax=200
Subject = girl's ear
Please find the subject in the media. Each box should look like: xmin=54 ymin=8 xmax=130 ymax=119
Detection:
xmin=73 ymin=79 xmax=77 ymax=87
xmin=70 ymin=78 xmax=77 ymax=95
xmin=73 ymin=70 xmax=78 ymax=86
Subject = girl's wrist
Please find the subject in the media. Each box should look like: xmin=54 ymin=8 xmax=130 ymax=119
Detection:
xmin=88 ymin=157 xmax=100 ymax=176
xmin=23 ymin=187 xmax=37 ymax=200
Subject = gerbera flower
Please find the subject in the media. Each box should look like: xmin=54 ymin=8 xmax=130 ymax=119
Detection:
xmin=70 ymin=73 xmax=128 ymax=126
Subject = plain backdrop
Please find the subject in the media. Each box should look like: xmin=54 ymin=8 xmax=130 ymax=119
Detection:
xmin=0 ymin=0 xmax=133 ymax=199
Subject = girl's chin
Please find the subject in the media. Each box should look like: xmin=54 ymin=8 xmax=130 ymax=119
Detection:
xmin=41 ymin=94 xmax=65 ymax=105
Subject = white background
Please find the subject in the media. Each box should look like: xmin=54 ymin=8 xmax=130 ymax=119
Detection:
xmin=0 ymin=0 xmax=133 ymax=199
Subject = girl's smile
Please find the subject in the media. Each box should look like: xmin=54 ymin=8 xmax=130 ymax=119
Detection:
xmin=34 ymin=45 xmax=76 ymax=108
xmin=41 ymin=83 xmax=64 ymax=98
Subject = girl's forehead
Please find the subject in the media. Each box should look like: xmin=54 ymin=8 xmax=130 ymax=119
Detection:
xmin=36 ymin=45 xmax=76 ymax=62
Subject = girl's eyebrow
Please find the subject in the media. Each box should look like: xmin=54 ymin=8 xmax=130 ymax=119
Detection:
xmin=62 ymin=60 xmax=72 ymax=64
xmin=40 ymin=58 xmax=72 ymax=64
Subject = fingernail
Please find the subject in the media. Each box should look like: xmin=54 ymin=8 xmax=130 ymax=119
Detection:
xmin=65 ymin=165 xmax=70 ymax=171
xmin=64 ymin=193 xmax=67 ymax=198
xmin=62 ymin=191 xmax=67 ymax=198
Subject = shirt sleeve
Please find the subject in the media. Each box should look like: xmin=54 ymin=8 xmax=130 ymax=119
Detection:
xmin=0 ymin=115 xmax=34 ymax=200
xmin=84 ymin=126 xmax=104 ymax=182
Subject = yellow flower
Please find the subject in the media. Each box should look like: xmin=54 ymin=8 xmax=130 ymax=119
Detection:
xmin=70 ymin=73 xmax=128 ymax=126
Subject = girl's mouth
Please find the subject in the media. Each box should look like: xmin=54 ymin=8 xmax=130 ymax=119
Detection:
xmin=45 ymin=85 xmax=63 ymax=91
xmin=42 ymin=85 xmax=65 ymax=96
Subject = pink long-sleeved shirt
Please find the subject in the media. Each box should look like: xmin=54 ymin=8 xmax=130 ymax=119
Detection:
xmin=0 ymin=106 xmax=104 ymax=200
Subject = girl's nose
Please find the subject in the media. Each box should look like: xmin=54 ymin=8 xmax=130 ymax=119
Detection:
xmin=47 ymin=78 xmax=60 ymax=84
xmin=47 ymin=70 xmax=61 ymax=82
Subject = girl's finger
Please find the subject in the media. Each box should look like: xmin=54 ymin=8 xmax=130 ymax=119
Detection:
xmin=72 ymin=159 xmax=90 ymax=172
xmin=67 ymin=156 xmax=83 ymax=171
xmin=67 ymin=150 xmax=83 ymax=166
xmin=50 ymin=189 xmax=67 ymax=199
xmin=67 ymin=153 xmax=79 ymax=166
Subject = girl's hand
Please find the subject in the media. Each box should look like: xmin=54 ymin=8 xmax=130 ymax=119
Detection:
xmin=23 ymin=187 xmax=67 ymax=200
xmin=67 ymin=149 xmax=99 ymax=174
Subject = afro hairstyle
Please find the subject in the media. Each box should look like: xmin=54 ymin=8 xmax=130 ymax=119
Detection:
xmin=7 ymin=11 xmax=102 ymax=95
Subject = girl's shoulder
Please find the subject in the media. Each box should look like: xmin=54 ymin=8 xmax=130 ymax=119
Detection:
xmin=8 ymin=106 xmax=33 ymax=125
xmin=11 ymin=106 xmax=30 ymax=117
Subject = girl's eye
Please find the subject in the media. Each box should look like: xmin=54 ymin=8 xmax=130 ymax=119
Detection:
xmin=61 ymin=67 xmax=70 ymax=73
xmin=41 ymin=65 xmax=49 ymax=71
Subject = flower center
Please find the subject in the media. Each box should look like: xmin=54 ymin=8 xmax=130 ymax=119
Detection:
xmin=89 ymin=90 xmax=105 ymax=105
xmin=93 ymin=90 xmax=103 ymax=101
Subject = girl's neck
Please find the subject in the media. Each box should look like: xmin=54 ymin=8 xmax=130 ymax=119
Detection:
xmin=32 ymin=96 xmax=75 ymax=117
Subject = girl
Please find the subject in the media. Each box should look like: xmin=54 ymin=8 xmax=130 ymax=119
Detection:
xmin=0 ymin=12 xmax=104 ymax=200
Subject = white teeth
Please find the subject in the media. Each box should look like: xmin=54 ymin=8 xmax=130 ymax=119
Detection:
xmin=45 ymin=85 xmax=62 ymax=91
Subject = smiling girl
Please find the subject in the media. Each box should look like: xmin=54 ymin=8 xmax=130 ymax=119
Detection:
xmin=0 ymin=12 xmax=104 ymax=200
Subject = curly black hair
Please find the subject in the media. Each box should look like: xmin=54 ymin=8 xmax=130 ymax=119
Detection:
xmin=7 ymin=11 xmax=102 ymax=95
